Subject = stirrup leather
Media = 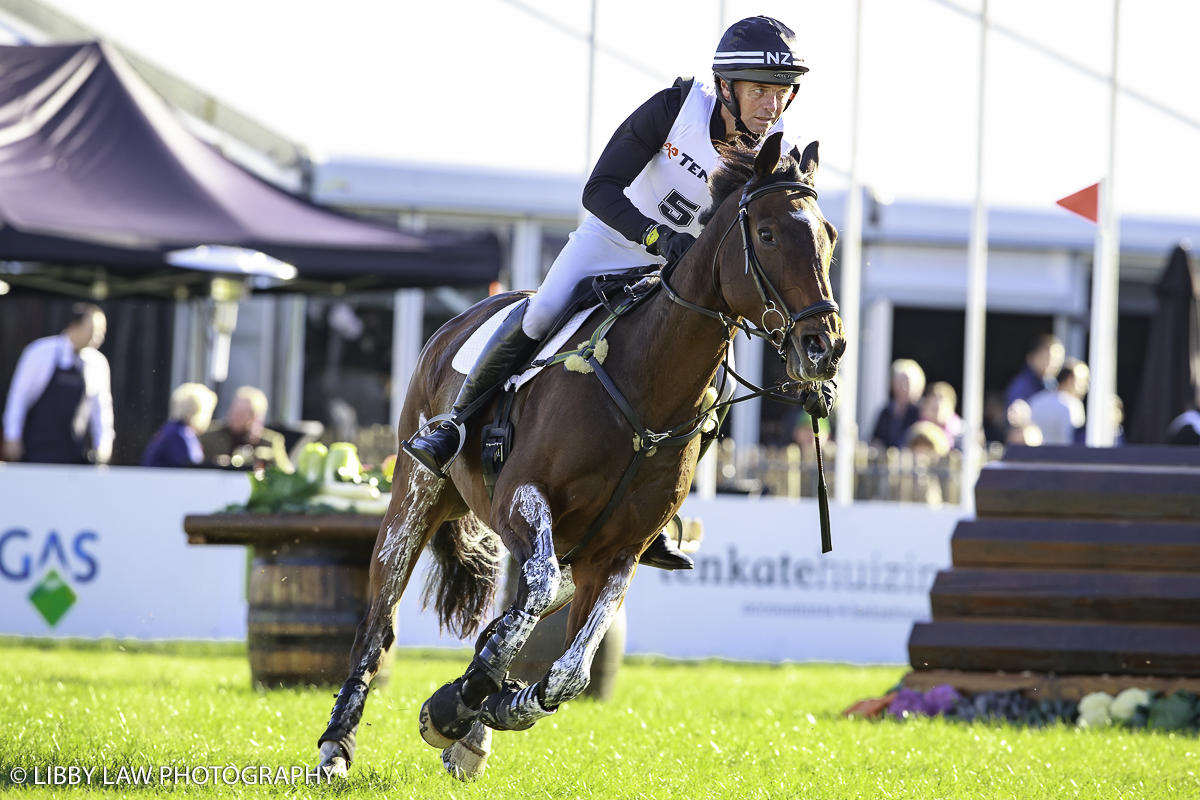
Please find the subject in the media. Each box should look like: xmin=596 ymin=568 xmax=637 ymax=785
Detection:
xmin=402 ymin=413 xmax=468 ymax=479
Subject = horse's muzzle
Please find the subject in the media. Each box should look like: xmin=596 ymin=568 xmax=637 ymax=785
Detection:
xmin=788 ymin=330 xmax=846 ymax=382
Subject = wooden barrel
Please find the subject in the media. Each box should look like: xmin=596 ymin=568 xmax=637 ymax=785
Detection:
xmin=247 ymin=543 xmax=389 ymax=687
xmin=503 ymin=561 xmax=626 ymax=700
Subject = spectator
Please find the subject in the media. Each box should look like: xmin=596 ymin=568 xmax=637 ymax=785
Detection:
xmin=1005 ymin=399 xmax=1044 ymax=446
xmin=871 ymin=359 xmax=925 ymax=449
xmin=1112 ymin=395 xmax=1126 ymax=447
xmin=2 ymin=303 xmax=113 ymax=464
xmin=1166 ymin=386 xmax=1200 ymax=444
xmin=141 ymin=383 xmax=218 ymax=468
xmin=791 ymin=409 xmax=830 ymax=452
xmin=1028 ymin=359 xmax=1089 ymax=445
xmin=905 ymin=420 xmax=952 ymax=459
xmin=918 ymin=382 xmax=963 ymax=447
xmin=905 ymin=421 xmax=950 ymax=506
xmin=1005 ymin=334 xmax=1065 ymax=408
xmin=200 ymin=386 xmax=293 ymax=471
xmin=982 ymin=391 xmax=1008 ymax=444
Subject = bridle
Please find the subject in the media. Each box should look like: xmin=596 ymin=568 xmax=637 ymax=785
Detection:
xmin=658 ymin=177 xmax=838 ymax=554
xmin=662 ymin=180 xmax=840 ymax=360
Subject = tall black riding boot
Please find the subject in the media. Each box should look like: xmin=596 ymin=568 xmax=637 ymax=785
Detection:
xmin=639 ymin=529 xmax=694 ymax=570
xmin=403 ymin=301 xmax=539 ymax=478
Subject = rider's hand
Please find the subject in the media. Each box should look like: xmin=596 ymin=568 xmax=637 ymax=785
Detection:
xmin=643 ymin=224 xmax=697 ymax=266
xmin=799 ymin=379 xmax=838 ymax=419
xmin=1 ymin=439 xmax=21 ymax=462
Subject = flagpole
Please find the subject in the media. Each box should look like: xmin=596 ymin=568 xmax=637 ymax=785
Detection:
xmin=834 ymin=0 xmax=864 ymax=505
xmin=960 ymin=0 xmax=989 ymax=511
xmin=1086 ymin=0 xmax=1121 ymax=447
xmin=584 ymin=0 xmax=597 ymax=174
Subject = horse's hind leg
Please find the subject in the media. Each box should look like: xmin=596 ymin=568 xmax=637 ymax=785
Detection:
xmin=419 ymin=482 xmax=568 ymax=750
xmin=317 ymin=466 xmax=446 ymax=775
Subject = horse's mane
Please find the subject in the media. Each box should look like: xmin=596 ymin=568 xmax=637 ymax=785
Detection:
xmin=699 ymin=141 xmax=809 ymax=226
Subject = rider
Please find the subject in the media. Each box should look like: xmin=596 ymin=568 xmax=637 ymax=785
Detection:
xmin=405 ymin=16 xmax=835 ymax=568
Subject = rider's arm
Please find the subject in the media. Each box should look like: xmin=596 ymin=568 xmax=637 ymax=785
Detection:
xmin=582 ymin=85 xmax=684 ymax=245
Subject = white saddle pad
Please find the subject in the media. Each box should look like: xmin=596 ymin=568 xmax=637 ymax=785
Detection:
xmin=451 ymin=301 xmax=602 ymax=392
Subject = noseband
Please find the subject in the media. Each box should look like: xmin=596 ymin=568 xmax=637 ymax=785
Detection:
xmin=663 ymin=180 xmax=840 ymax=359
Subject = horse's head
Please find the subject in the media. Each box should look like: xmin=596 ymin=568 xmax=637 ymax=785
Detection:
xmin=706 ymin=132 xmax=846 ymax=382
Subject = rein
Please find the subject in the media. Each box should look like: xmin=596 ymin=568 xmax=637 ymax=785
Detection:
xmin=558 ymin=180 xmax=840 ymax=564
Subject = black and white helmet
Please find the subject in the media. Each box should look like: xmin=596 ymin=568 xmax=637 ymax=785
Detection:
xmin=712 ymin=16 xmax=806 ymax=121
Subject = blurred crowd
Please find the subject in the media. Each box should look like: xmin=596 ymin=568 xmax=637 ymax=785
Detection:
xmin=866 ymin=334 xmax=1124 ymax=460
xmin=8 ymin=305 xmax=1200 ymax=475
xmin=2 ymin=302 xmax=293 ymax=472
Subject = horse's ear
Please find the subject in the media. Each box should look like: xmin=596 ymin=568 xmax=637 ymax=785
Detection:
xmin=754 ymin=132 xmax=784 ymax=180
xmin=797 ymin=141 xmax=820 ymax=181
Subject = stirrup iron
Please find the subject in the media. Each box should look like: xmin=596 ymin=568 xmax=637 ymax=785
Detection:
xmin=402 ymin=413 xmax=467 ymax=479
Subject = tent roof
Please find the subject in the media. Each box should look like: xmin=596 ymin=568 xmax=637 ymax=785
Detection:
xmin=0 ymin=42 xmax=499 ymax=290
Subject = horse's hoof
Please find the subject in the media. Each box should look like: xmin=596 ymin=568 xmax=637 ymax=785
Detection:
xmin=318 ymin=741 xmax=349 ymax=779
xmin=419 ymin=699 xmax=457 ymax=749
xmin=419 ymin=680 xmax=477 ymax=749
xmin=441 ymin=723 xmax=492 ymax=781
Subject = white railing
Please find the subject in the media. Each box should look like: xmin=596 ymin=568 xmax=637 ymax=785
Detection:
xmin=345 ymin=424 xmax=1004 ymax=508
xmin=716 ymin=440 xmax=1006 ymax=506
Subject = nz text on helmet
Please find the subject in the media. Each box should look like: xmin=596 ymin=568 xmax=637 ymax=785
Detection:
xmin=712 ymin=16 xmax=807 ymax=120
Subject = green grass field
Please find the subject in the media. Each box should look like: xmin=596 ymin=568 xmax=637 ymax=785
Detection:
xmin=1 ymin=639 xmax=1197 ymax=799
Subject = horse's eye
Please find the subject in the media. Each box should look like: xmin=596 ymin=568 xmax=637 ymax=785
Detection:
xmin=758 ymin=228 xmax=774 ymax=242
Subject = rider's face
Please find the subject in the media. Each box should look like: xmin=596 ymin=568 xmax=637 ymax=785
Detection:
xmin=722 ymin=80 xmax=793 ymax=134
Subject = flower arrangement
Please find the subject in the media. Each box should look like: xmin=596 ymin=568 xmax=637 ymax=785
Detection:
xmin=844 ymin=685 xmax=1200 ymax=732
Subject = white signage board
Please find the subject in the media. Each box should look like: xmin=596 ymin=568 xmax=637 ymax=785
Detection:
xmin=622 ymin=496 xmax=961 ymax=664
xmin=0 ymin=466 xmax=961 ymax=665
xmin=0 ymin=464 xmax=249 ymax=639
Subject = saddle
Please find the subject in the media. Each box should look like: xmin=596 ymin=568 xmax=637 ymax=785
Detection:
xmin=480 ymin=266 xmax=663 ymax=498
xmin=544 ymin=264 xmax=662 ymax=340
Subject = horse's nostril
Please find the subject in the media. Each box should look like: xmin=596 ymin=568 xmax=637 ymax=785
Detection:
xmin=800 ymin=333 xmax=828 ymax=361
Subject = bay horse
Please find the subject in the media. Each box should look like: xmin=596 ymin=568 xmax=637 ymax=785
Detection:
xmin=316 ymin=132 xmax=845 ymax=780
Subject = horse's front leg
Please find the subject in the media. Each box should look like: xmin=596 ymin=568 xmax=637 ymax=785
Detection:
xmin=439 ymin=562 xmax=576 ymax=782
xmin=477 ymin=550 xmax=638 ymax=730
xmin=439 ymin=551 xmax=575 ymax=782
xmin=419 ymin=483 xmax=572 ymax=750
xmin=317 ymin=465 xmax=445 ymax=775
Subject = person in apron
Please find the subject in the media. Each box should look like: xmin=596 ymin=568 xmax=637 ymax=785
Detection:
xmin=3 ymin=304 xmax=112 ymax=465
xmin=22 ymin=348 xmax=91 ymax=464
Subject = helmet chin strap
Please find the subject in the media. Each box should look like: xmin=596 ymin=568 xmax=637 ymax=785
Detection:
xmin=716 ymin=77 xmax=740 ymax=125
xmin=717 ymin=77 xmax=795 ymax=140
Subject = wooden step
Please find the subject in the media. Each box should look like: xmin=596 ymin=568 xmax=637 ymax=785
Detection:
xmin=909 ymin=618 xmax=1200 ymax=676
xmin=951 ymin=518 xmax=1200 ymax=572
xmin=929 ymin=567 xmax=1200 ymax=623
xmin=1003 ymin=444 xmax=1200 ymax=467
xmin=974 ymin=461 xmax=1200 ymax=520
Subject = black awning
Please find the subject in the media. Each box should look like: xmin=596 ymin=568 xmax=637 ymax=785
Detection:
xmin=0 ymin=42 xmax=500 ymax=291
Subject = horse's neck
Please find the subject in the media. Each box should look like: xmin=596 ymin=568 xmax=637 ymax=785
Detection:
xmin=615 ymin=232 xmax=732 ymax=430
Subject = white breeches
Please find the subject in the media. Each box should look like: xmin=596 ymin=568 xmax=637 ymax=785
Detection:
xmin=523 ymin=218 xmax=664 ymax=340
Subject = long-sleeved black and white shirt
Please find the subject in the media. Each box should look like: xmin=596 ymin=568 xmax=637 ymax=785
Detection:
xmin=580 ymin=77 xmax=791 ymax=255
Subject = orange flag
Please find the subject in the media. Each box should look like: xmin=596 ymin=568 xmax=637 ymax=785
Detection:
xmin=1056 ymin=183 xmax=1099 ymax=223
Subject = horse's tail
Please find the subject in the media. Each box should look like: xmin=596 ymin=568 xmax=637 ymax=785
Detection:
xmin=421 ymin=514 xmax=502 ymax=639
